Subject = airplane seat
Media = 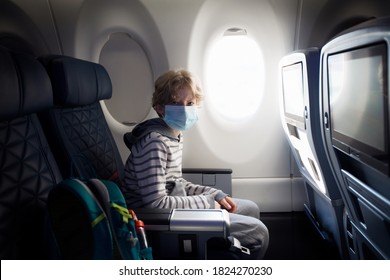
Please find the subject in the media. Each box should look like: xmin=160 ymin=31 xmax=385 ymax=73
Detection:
xmin=279 ymin=48 xmax=348 ymax=259
xmin=38 ymin=55 xmax=247 ymax=259
xmin=38 ymin=55 xmax=124 ymax=187
xmin=320 ymin=17 xmax=390 ymax=259
xmin=0 ymin=48 xmax=63 ymax=259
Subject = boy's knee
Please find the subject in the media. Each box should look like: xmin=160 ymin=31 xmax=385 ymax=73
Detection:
xmin=234 ymin=198 xmax=260 ymax=219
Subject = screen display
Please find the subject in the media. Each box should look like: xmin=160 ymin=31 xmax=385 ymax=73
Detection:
xmin=282 ymin=62 xmax=305 ymax=122
xmin=328 ymin=43 xmax=388 ymax=167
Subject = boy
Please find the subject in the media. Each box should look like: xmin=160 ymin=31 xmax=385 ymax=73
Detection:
xmin=122 ymin=69 xmax=269 ymax=259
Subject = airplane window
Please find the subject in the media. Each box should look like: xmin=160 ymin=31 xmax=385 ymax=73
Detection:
xmin=205 ymin=32 xmax=265 ymax=121
xmin=99 ymin=33 xmax=154 ymax=125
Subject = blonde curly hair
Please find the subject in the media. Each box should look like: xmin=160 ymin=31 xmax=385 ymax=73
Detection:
xmin=152 ymin=70 xmax=203 ymax=114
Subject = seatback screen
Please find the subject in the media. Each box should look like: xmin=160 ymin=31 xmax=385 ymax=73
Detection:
xmin=282 ymin=62 xmax=305 ymax=124
xmin=328 ymin=42 xmax=389 ymax=173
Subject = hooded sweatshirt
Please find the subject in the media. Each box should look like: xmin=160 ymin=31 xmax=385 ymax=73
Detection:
xmin=122 ymin=118 xmax=227 ymax=209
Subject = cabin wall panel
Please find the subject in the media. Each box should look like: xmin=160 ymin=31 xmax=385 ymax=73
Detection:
xmin=182 ymin=0 xmax=307 ymax=207
xmin=1 ymin=0 xmax=60 ymax=55
xmin=140 ymin=0 xmax=204 ymax=69
xmin=233 ymin=178 xmax=293 ymax=212
xmin=185 ymin=0 xmax=293 ymax=176
xmin=298 ymin=0 xmax=390 ymax=49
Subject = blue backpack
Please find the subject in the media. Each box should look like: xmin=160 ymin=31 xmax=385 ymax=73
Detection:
xmin=47 ymin=178 xmax=152 ymax=260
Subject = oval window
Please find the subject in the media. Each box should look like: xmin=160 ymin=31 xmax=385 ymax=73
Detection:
xmin=99 ymin=33 xmax=154 ymax=125
xmin=205 ymin=32 xmax=265 ymax=121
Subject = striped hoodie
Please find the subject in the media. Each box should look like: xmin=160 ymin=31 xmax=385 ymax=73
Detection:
xmin=122 ymin=118 xmax=227 ymax=209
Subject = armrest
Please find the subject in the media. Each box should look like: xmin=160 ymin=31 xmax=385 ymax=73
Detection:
xmin=134 ymin=208 xmax=172 ymax=230
xmin=135 ymin=208 xmax=230 ymax=235
xmin=135 ymin=208 xmax=232 ymax=259
xmin=134 ymin=208 xmax=250 ymax=259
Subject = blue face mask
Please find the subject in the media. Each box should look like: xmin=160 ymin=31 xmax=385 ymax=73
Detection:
xmin=163 ymin=105 xmax=198 ymax=131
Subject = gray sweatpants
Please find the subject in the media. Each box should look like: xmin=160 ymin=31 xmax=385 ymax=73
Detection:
xmin=229 ymin=198 xmax=269 ymax=259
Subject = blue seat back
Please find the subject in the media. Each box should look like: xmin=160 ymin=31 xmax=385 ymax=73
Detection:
xmin=279 ymin=48 xmax=348 ymax=258
xmin=0 ymin=48 xmax=62 ymax=259
xmin=39 ymin=55 xmax=124 ymax=186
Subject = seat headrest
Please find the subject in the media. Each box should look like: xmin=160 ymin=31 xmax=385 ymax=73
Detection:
xmin=0 ymin=48 xmax=53 ymax=121
xmin=40 ymin=55 xmax=112 ymax=107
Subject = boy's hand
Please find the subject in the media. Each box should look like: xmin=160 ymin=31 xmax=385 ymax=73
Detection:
xmin=217 ymin=196 xmax=237 ymax=213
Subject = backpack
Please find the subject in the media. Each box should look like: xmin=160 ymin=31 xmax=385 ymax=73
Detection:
xmin=47 ymin=178 xmax=153 ymax=260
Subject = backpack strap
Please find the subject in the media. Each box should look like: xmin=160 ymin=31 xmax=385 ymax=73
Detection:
xmin=87 ymin=179 xmax=143 ymax=260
